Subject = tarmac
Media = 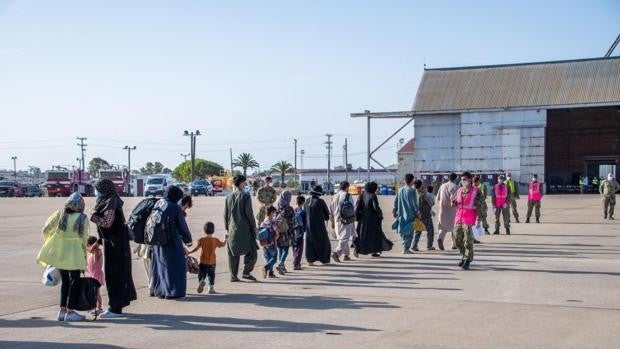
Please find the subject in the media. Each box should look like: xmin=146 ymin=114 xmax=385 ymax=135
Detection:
xmin=0 ymin=194 xmax=618 ymax=349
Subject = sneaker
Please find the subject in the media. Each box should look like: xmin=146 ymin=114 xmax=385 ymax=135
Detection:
xmin=427 ymin=247 xmax=436 ymax=251
xmin=371 ymin=253 xmax=381 ymax=257
xmin=493 ymin=230 xmax=500 ymax=235
xmin=451 ymin=245 xmax=457 ymax=250
xmin=609 ymin=216 xmax=615 ymax=220
xmin=197 ymin=280 xmax=206 ymax=294
xmin=458 ymin=260 xmax=465 ymax=267
xmin=242 ymin=274 xmax=257 ymax=282
xmin=462 ymin=260 xmax=471 ymax=270
xmin=262 ymin=267 xmax=268 ymax=279
xmin=308 ymin=262 xmax=315 ymax=266
xmin=473 ymin=239 xmax=481 ymax=244
xmin=526 ymin=218 xmax=530 ymax=223
xmin=437 ymin=239 xmax=444 ymax=250
xmin=281 ymin=265 xmax=288 ymax=273
xmin=331 ymin=252 xmax=341 ymax=263
xmin=294 ymin=266 xmax=302 ymax=271
xmin=230 ymin=276 xmax=241 ymax=282
xmin=343 ymin=255 xmax=351 ymax=261
xmin=484 ymin=229 xmax=490 ymax=235
xmin=353 ymin=250 xmax=359 ymax=258
xmin=64 ymin=311 xmax=85 ymax=322
xmin=267 ymin=272 xmax=277 ymax=278
xmin=276 ymin=266 xmax=285 ymax=275
xmin=402 ymin=249 xmax=413 ymax=254
xmin=411 ymin=246 xmax=419 ymax=252
xmin=207 ymin=285 xmax=215 ymax=294
xmin=57 ymin=310 xmax=66 ymax=322
xmin=536 ymin=217 xmax=540 ymax=223
xmin=98 ymin=310 xmax=123 ymax=319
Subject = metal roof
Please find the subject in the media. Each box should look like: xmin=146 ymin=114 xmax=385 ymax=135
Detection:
xmin=398 ymin=139 xmax=415 ymax=154
xmin=412 ymin=56 xmax=620 ymax=112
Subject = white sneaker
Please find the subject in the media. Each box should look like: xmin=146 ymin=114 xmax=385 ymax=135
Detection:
xmin=208 ymin=285 xmax=215 ymax=294
xmin=57 ymin=310 xmax=67 ymax=321
xmin=99 ymin=310 xmax=123 ymax=319
xmin=63 ymin=311 xmax=85 ymax=322
xmin=197 ymin=280 xmax=206 ymax=293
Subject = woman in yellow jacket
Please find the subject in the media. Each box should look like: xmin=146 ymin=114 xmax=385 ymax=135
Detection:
xmin=37 ymin=193 xmax=89 ymax=322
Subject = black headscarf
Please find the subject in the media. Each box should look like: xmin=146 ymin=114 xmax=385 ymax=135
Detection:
xmin=365 ymin=182 xmax=378 ymax=194
xmin=94 ymin=178 xmax=123 ymax=214
xmin=164 ymin=185 xmax=184 ymax=203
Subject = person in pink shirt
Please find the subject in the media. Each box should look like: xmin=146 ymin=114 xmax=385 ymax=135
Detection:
xmin=86 ymin=236 xmax=105 ymax=315
xmin=526 ymin=174 xmax=543 ymax=223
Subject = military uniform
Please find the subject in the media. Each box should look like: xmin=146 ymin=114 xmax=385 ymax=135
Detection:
xmin=256 ymin=185 xmax=277 ymax=223
xmin=526 ymin=179 xmax=543 ymax=223
xmin=506 ymin=177 xmax=519 ymax=222
xmin=599 ymin=178 xmax=620 ymax=219
xmin=452 ymin=187 xmax=485 ymax=263
xmin=492 ymin=182 xmax=511 ymax=234
xmin=475 ymin=182 xmax=490 ymax=234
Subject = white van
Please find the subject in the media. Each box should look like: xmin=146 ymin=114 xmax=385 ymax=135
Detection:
xmin=144 ymin=174 xmax=174 ymax=197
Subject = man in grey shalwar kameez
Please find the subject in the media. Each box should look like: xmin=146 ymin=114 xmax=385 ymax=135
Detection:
xmin=436 ymin=173 xmax=458 ymax=251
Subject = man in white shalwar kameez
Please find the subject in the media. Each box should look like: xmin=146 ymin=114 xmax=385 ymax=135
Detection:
xmin=436 ymin=173 xmax=458 ymax=250
xmin=329 ymin=181 xmax=356 ymax=262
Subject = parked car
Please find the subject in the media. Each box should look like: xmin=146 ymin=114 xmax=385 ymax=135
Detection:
xmin=0 ymin=181 xmax=24 ymax=197
xmin=190 ymin=179 xmax=213 ymax=196
xmin=25 ymin=185 xmax=43 ymax=197
xmin=144 ymin=174 xmax=174 ymax=197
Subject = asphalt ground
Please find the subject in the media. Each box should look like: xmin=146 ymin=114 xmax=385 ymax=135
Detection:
xmin=0 ymin=194 xmax=618 ymax=349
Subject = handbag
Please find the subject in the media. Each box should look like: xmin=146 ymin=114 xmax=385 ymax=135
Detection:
xmin=69 ymin=277 xmax=100 ymax=311
xmin=472 ymin=222 xmax=484 ymax=238
xmin=186 ymin=256 xmax=200 ymax=274
xmin=42 ymin=265 xmax=61 ymax=287
xmin=413 ymin=218 xmax=426 ymax=232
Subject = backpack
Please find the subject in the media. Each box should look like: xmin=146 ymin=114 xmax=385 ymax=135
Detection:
xmin=293 ymin=209 xmax=305 ymax=240
xmin=127 ymin=197 xmax=159 ymax=243
xmin=275 ymin=212 xmax=289 ymax=233
xmin=339 ymin=193 xmax=356 ymax=225
xmin=257 ymin=227 xmax=272 ymax=246
xmin=144 ymin=199 xmax=171 ymax=246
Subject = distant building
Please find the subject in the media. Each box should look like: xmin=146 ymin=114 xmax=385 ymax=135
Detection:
xmin=268 ymin=168 xmax=398 ymax=192
xmin=397 ymin=139 xmax=415 ymax=180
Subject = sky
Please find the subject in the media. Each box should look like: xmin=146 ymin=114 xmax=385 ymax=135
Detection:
xmin=0 ymin=0 xmax=619 ymax=174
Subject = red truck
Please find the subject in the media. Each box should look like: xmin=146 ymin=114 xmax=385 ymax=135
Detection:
xmin=99 ymin=169 xmax=130 ymax=196
xmin=46 ymin=170 xmax=94 ymax=197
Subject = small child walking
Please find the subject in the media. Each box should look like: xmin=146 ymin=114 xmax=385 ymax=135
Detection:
xmin=187 ymin=222 xmax=226 ymax=294
xmin=86 ymin=236 xmax=104 ymax=314
xmin=292 ymin=195 xmax=307 ymax=270
xmin=260 ymin=206 xmax=279 ymax=279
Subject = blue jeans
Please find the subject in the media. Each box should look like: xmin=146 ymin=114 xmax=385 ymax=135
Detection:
xmin=277 ymin=246 xmax=289 ymax=267
xmin=413 ymin=216 xmax=435 ymax=249
xmin=263 ymin=246 xmax=277 ymax=272
xmin=198 ymin=264 xmax=216 ymax=286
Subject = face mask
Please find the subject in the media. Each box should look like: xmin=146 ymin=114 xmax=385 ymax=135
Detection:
xmin=95 ymin=189 xmax=101 ymax=198
xmin=506 ymin=176 xmax=511 ymax=180
xmin=532 ymin=178 xmax=537 ymax=182
xmin=498 ymin=180 xmax=505 ymax=184
xmin=177 ymin=199 xmax=183 ymax=206
xmin=609 ymin=176 xmax=614 ymax=181
xmin=461 ymin=180 xmax=470 ymax=187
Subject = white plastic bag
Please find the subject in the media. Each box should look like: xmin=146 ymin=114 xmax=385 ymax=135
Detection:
xmin=42 ymin=265 xmax=61 ymax=287
xmin=472 ymin=223 xmax=484 ymax=238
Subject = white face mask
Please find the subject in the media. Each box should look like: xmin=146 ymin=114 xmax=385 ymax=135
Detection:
xmin=532 ymin=178 xmax=537 ymax=182
xmin=461 ymin=180 xmax=470 ymax=187
xmin=498 ymin=180 xmax=505 ymax=184
xmin=609 ymin=176 xmax=614 ymax=181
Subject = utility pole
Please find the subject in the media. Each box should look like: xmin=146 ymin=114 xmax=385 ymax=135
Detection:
xmin=76 ymin=137 xmax=87 ymax=183
xmin=180 ymin=153 xmax=190 ymax=162
xmin=183 ymin=130 xmax=201 ymax=181
xmin=229 ymin=148 xmax=234 ymax=176
xmin=344 ymin=138 xmax=349 ymax=182
xmin=293 ymin=139 xmax=298 ymax=189
xmin=11 ymin=156 xmax=17 ymax=181
xmin=325 ymin=134 xmax=333 ymax=186
xmin=300 ymin=149 xmax=305 ymax=190
xmin=123 ymin=146 xmax=136 ymax=196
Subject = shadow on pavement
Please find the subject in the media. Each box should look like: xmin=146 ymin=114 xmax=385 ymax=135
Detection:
xmin=0 ymin=341 xmax=124 ymax=349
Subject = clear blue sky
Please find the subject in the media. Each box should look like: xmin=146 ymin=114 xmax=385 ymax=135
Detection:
xmin=1 ymin=0 xmax=618 ymax=173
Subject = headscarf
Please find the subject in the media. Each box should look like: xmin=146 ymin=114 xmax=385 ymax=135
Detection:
xmin=164 ymin=185 xmax=184 ymax=203
xmin=310 ymin=185 xmax=324 ymax=197
xmin=58 ymin=192 xmax=87 ymax=235
xmin=364 ymin=182 xmax=378 ymax=194
xmin=277 ymin=190 xmax=292 ymax=210
xmin=94 ymin=178 xmax=123 ymax=215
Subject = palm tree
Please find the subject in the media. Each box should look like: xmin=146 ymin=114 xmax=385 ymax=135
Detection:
xmin=232 ymin=153 xmax=260 ymax=177
xmin=271 ymin=160 xmax=293 ymax=185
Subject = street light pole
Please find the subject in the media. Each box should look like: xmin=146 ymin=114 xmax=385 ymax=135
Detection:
xmin=180 ymin=153 xmax=190 ymax=162
xmin=123 ymin=146 xmax=136 ymax=196
xmin=325 ymin=134 xmax=333 ymax=185
xmin=11 ymin=156 xmax=17 ymax=181
xmin=293 ymin=139 xmax=298 ymax=189
xmin=183 ymin=130 xmax=201 ymax=181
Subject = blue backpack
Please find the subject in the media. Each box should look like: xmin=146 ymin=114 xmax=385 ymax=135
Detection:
xmin=293 ymin=209 xmax=305 ymax=239
xmin=258 ymin=227 xmax=272 ymax=246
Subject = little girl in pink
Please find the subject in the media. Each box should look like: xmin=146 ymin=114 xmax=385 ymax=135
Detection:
xmin=86 ymin=236 xmax=105 ymax=314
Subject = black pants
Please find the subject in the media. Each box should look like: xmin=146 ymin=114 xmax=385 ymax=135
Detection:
xmin=198 ymin=264 xmax=216 ymax=286
xmin=228 ymin=247 xmax=258 ymax=278
xmin=59 ymin=269 xmax=80 ymax=308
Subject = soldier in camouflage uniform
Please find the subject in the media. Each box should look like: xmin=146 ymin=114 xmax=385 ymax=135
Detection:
xmin=599 ymin=173 xmax=620 ymax=220
xmin=450 ymin=172 xmax=485 ymax=270
xmin=256 ymin=176 xmax=277 ymax=224
xmin=473 ymin=175 xmax=490 ymax=234
xmin=505 ymin=172 xmax=520 ymax=223
xmin=492 ymin=175 xmax=511 ymax=235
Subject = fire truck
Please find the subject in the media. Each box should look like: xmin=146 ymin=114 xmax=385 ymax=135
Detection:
xmin=46 ymin=170 xmax=94 ymax=197
xmin=99 ymin=169 xmax=130 ymax=196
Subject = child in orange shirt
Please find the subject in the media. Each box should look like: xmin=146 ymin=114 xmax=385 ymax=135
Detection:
xmin=187 ymin=222 xmax=227 ymax=294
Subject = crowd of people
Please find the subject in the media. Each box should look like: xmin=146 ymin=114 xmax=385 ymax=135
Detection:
xmin=35 ymin=170 xmax=618 ymax=321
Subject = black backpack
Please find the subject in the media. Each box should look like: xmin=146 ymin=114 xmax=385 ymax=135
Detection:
xmin=144 ymin=199 xmax=171 ymax=246
xmin=127 ymin=197 xmax=159 ymax=244
xmin=339 ymin=193 xmax=356 ymax=225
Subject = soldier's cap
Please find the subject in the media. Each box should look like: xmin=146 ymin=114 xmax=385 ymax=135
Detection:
xmin=498 ymin=175 xmax=506 ymax=180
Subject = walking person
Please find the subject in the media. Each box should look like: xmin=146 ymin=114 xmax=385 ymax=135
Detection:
xmin=436 ymin=173 xmax=458 ymax=250
xmin=412 ymin=180 xmax=436 ymax=251
xmin=492 ymin=175 xmax=511 ymax=235
xmin=275 ymin=190 xmax=295 ymax=274
xmin=354 ymin=182 xmax=386 ymax=257
xmin=473 ymin=175 xmax=490 ymax=234
xmin=329 ymin=181 xmax=356 ymax=262
xmin=393 ymin=174 xmax=418 ymax=254
xmin=37 ymin=193 xmax=90 ymax=322
xmin=600 ymin=173 xmax=620 ymax=220
xmin=225 ymin=175 xmax=259 ymax=282
xmin=451 ymin=172 xmax=484 ymax=270
xmin=86 ymin=236 xmax=105 ymax=315
xmin=526 ymin=174 xmax=543 ymax=223
xmin=187 ymin=222 xmax=227 ymax=294
xmin=505 ymin=172 xmax=520 ymax=223
xmin=149 ymin=186 xmax=194 ymax=299
xmin=305 ymin=185 xmax=332 ymax=265
xmin=90 ymin=179 xmax=137 ymax=319
xmin=292 ymin=195 xmax=307 ymax=270
xmin=260 ymin=206 xmax=279 ymax=278
xmin=256 ymin=176 xmax=277 ymax=225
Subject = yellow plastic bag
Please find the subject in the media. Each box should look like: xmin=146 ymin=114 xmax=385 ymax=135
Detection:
xmin=414 ymin=218 xmax=426 ymax=232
